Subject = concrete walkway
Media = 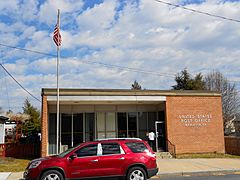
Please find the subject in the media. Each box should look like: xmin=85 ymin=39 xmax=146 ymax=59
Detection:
xmin=0 ymin=172 xmax=10 ymax=180
xmin=7 ymin=172 xmax=24 ymax=180
xmin=157 ymin=158 xmax=240 ymax=177
xmin=1 ymin=158 xmax=240 ymax=179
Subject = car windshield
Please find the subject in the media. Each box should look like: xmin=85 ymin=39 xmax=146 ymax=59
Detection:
xmin=57 ymin=144 xmax=81 ymax=158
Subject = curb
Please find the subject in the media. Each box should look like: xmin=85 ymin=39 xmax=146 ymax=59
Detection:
xmin=157 ymin=169 xmax=240 ymax=178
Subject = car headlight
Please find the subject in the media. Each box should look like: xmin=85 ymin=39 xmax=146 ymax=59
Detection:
xmin=29 ymin=160 xmax=41 ymax=169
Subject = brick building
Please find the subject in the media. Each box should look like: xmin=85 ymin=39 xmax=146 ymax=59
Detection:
xmin=41 ymin=88 xmax=225 ymax=157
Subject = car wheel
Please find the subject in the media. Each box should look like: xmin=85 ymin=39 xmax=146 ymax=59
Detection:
xmin=40 ymin=170 xmax=64 ymax=180
xmin=127 ymin=167 xmax=147 ymax=180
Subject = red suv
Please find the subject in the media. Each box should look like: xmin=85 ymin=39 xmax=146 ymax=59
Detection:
xmin=24 ymin=138 xmax=158 ymax=180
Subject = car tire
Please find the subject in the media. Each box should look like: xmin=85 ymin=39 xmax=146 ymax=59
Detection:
xmin=126 ymin=167 xmax=147 ymax=180
xmin=40 ymin=170 xmax=64 ymax=180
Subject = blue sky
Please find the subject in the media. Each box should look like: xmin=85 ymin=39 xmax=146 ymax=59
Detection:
xmin=0 ymin=0 xmax=240 ymax=112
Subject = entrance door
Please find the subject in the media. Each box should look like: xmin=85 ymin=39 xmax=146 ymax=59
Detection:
xmin=155 ymin=121 xmax=166 ymax=152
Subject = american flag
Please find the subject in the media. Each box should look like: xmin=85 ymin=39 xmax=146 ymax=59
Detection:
xmin=53 ymin=24 xmax=62 ymax=46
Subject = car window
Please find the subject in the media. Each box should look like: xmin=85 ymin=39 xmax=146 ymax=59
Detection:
xmin=125 ymin=142 xmax=148 ymax=153
xmin=75 ymin=144 xmax=98 ymax=157
xmin=101 ymin=143 xmax=121 ymax=155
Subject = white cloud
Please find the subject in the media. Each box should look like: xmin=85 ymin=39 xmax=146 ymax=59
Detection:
xmin=1 ymin=0 xmax=240 ymax=112
xmin=0 ymin=1 xmax=18 ymax=13
xmin=39 ymin=0 xmax=84 ymax=25
xmin=24 ymin=30 xmax=54 ymax=52
xmin=20 ymin=0 xmax=39 ymax=22
xmin=76 ymin=0 xmax=117 ymax=32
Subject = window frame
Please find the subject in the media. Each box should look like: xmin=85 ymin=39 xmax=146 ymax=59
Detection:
xmin=125 ymin=142 xmax=149 ymax=153
xmin=74 ymin=143 xmax=100 ymax=158
xmin=99 ymin=142 xmax=125 ymax=156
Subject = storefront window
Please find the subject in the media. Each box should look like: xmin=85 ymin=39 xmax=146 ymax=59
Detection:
xmin=97 ymin=112 xmax=105 ymax=139
xmin=106 ymin=112 xmax=116 ymax=138
xmin=117 ymin=113 xmax=127 ymax=138
xmin=148 ymin=112 xmax=157 ymax=132
xmin=61 ymin=114 xmax=72 ymax=148
xmin=73 ymin=113 xmax=83 ymax=146
xmin=128 ymin=112 xmax=137 ymax=137
xmin=85 ymin=113 xmax=95 ymax=142
xmin=48 ymin=113 xmax=57 ymax=154
xmin=138 ymin=112 xmax=148 ymax=140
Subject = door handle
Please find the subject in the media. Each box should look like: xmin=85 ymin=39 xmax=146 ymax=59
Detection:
xmin=119 ymin=157 xmax=125 ymax=160
xmin=91 ymin=159 xmax=98 ymax=162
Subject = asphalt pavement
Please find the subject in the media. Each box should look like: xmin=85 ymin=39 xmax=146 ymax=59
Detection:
xmin=1 ymin=158 xmax=240 ymax=180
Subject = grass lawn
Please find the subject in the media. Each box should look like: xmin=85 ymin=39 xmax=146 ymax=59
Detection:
xmin=177 ymin=153 xmax=240 ymax=159
xmin=0 ymin=158 xmax=30 ymax=172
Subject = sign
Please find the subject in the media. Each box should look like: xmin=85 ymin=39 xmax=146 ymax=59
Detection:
xmin=179 ymin=114 xmax=212 ymax=127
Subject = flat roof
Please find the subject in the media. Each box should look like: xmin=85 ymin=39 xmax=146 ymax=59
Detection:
xmin=42 ymin=88 xmax=221 ymax=97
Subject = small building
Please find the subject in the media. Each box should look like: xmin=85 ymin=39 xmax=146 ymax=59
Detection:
xmin=0 ymin=116 xmax=9 ymax=144
xmin=41 ymin=88 xmax=225 ymax=157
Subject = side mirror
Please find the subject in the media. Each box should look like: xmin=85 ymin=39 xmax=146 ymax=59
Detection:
xmin=69 ymin=153 xmax=77 ymax=160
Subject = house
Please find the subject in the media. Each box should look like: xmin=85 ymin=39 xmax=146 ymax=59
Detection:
xmin=0 ymin=116 xmax=9 ymax=144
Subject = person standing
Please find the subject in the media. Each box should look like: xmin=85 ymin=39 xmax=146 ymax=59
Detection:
xmin=148 ymin=130 xmax=155 ymax=150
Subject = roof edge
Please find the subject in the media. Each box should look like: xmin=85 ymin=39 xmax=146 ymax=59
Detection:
xmin=41 ymin=88 xmax=222 ymax=97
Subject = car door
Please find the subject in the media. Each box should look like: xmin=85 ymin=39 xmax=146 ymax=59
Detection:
xmin=67 ymin=143 xmax=101 ymax=179
xmin=98 ymin=142 xmax=126 ymax=177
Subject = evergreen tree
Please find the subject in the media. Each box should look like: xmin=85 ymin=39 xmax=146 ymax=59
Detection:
xmin=131 ymin=80 xmax=142 ymax=90
xmin=22 ymin=99 xmax=41 ymax=135
xmin=172 ymin=69 xmax=205 ymax=90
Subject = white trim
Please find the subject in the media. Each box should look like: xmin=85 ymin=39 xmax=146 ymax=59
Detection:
xmin=47 ymin=96 xmax=166 ymax=102
xmin=97 ymin=143 xmax=102 ymax=156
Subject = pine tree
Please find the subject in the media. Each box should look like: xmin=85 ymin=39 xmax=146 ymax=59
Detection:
xmin=131 ymin=80 xmax=142 ymax=90
xmin=22 ymin=99 xmax=41 ymax=135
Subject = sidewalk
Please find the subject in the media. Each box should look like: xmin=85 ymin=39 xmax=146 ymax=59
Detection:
xmin=157 ymin=158 xmax=240 ymax=177
xmin=0 ymin=172 xmax=10 ymax=180
xmin=1 ymin=158 xmax=240 ymax=179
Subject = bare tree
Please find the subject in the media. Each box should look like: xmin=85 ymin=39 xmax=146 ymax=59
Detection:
xmin=205 ymin=70 xmax=240 ymax=135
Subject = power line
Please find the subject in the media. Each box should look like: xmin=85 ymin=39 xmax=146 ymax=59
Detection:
xmin=0 ymin=43 xmax=56 ymax=57
xmin=0 ymin=43 xmax=176 ymax=78
xmin=1 ymin=50 xmax=11 ymax=111
xmin=0 ymin=42 xmax=240 ymax=84
xmin=154 ymin=0 xmax=240 ymax=23
xmin=0 ymin=63 xmax=41 ymax=102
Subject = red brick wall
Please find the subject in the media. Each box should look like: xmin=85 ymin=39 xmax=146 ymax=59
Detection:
xmin=166 ymin=96 xmax=225 ymax=154
xmin=41 ymin=95 xmax=48 ymax=157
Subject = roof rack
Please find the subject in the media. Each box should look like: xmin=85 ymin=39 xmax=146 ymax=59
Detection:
xmin=96 ymin=138 xmax=142 ymax=141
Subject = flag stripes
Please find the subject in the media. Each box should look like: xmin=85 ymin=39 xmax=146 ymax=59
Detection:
xmin=53 ymin=24 xmax=62 ymax=46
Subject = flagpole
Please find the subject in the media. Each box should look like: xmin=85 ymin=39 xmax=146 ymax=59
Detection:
xmin=56 ymin=9 xmax=60 ymax=154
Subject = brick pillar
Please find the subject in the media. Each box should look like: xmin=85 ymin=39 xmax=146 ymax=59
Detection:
xmin=41 ymin=95 xmax=48 ymax=157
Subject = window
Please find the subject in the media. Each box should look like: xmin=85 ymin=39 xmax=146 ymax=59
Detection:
xmin=117 ymin=113 xmax=127 ymax=138
xmin=61 ymin=114 xmax=72 ymax=148
xmin=102 ymin=143 xmax=121 ymax=155
xmin=73 ymin=113 xmax=83 ymax=146
xmin=125 ymin=142 xmax=148 ymax=153
xmin=48 ymin=113 xmax=57 ymax=154
xmin=128 ymin=112 xmax=137 ymax=137
xmin=75 ymin=144 xmax=98 ymax=157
